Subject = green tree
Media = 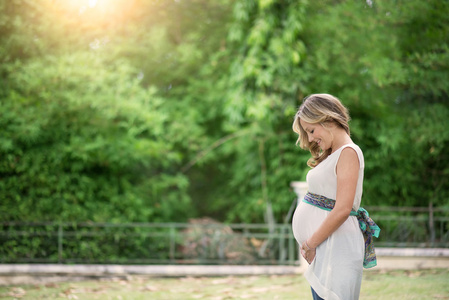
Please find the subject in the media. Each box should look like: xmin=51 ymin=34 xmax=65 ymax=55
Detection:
xmin=1 ymin=0 xmax=448 ymax=226
xmin=188 ymin=0 xmax=449 ymax=224
xmin=296 ymin=0 xmax=449 ymax=207
xmin=183 ymin=0 xmax=310 ymax=223
xmin=0 ymin=52 xmax=194 ymax=222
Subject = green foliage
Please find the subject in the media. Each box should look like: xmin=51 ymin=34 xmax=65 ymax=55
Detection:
xmin=1 ymin=0 xmax=448 ymax=230
xmin=295 ymin=0 xmax=449 ymax=208
xmin=0 ymin=51 xmax=194 ymax=222
xmin=195 ymin=0 xmax=311 ymax=223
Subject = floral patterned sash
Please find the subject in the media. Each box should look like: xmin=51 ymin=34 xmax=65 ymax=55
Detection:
xmin=303 ymin=192 xmax=380 ymax=269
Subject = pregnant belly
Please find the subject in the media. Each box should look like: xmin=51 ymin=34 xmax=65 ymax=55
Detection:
xmin=291 ymin=201 xmax=327 ymax=245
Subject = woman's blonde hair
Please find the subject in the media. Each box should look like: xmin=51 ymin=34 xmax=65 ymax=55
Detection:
xmin=292 ymin=94 xmax=350 ymax=167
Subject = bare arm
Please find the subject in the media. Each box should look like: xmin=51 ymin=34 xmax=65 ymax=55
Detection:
xmin=301 ymin=148 xmax=360 ymax=262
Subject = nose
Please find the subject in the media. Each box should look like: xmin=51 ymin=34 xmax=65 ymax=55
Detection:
xmin=307 ymin=133 xmax=314 ymax=143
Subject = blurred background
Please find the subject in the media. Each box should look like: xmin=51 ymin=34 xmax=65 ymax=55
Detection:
xmin=0 ymin=0 xmax=448 ymax=265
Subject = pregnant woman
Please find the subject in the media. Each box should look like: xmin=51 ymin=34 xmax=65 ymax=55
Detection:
xmin=291 ymin=94 xmax=379 ymax=300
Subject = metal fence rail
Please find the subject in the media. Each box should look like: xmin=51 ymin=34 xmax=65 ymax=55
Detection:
xmin=1 ymin=206 xmax=448 ymax=265
xmin=0 ymin=221 xmax=299 ymax=265
xmin=365 ymin=206 xmax=449 ymax=248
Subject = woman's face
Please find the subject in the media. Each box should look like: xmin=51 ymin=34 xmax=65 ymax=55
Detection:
xmin=299 ymin=119 xmax=333 ymax=151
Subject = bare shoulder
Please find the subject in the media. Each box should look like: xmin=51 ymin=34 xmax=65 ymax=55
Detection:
xmin=337 ymin=147 xmax=360 ymax=172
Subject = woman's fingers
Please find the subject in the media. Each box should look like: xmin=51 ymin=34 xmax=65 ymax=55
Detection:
xmin=300 ymin=244 xmax=316 ymax=264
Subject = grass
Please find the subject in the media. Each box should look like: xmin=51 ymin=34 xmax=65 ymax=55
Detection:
xmin=0 ymin=269 xmax=448 ymax=299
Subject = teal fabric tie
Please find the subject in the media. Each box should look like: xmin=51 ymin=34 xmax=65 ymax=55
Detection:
xmin=302 ymin=192 xmax=380 ymax=269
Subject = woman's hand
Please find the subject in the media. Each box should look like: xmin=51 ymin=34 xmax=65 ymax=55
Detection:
xmin=301 ymin=240 xmax=316 ymax=264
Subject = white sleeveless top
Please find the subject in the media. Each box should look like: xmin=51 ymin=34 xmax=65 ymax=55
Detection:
xmin=292 ymin=144 xmax=365 ymax=300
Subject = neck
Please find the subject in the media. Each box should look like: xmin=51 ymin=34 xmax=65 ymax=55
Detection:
xmin=330 ymin=129 xmax=352 ymax=153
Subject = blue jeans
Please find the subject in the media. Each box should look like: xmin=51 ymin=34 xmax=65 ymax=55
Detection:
xmin=311 ymin=287 xmax=325 ymax=300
